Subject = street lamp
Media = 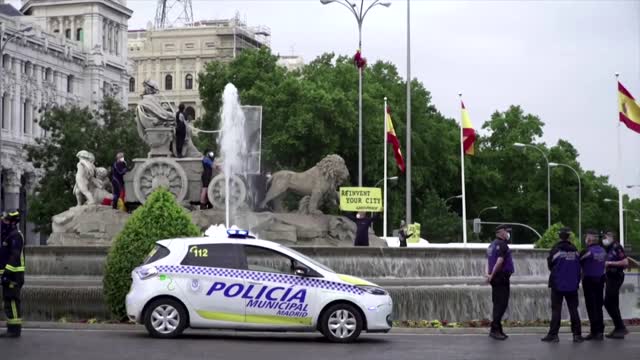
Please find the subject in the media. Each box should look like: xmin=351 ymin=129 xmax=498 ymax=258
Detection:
xmin=514 ymin=142 xmax=551 ymax=228
xmin=477 ymin=206 xmax=498 ymax=219
xmin=374 ymin=176 xmax=398 ymax=188
xmin=445 ymin=194 xmax=463 ymax=204
xmin=320 ymin=0 xmax=391 ymax=187
xmin=549 ymin=162 xmax=582 ymax=242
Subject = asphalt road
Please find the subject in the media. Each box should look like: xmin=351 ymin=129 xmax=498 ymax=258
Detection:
xmin=2 ymin=328 xmax=638 ymax=360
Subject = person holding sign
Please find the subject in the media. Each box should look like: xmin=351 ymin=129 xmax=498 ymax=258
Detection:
xmin=347 ymin=212 xmax=379 ymax=247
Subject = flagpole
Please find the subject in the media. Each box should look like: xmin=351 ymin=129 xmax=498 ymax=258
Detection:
xmin=405 ymin=0 xmax=412 ymax=225
xmin=459 ymin=93 xmax=468 ymax=245
xmin=384 ymin=97 xmax=388 ymax=241
xmin=616 ymin=73 xmax=625 ymax=247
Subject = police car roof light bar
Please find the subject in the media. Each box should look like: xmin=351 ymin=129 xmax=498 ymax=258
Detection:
xmin=226 ymin=228 xmax=255 ymax=239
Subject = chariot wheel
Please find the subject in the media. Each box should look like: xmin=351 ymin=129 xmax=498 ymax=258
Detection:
xmin=133 ymin=158 xmax=189 ymax=204
xmin=207 ymin=173 xmax=247 ymax=210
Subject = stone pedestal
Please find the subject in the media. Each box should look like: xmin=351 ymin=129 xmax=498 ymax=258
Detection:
xmin=144 ymin=128 xmax=174 ymax=157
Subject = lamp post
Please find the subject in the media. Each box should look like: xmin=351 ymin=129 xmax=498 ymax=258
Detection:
xmin=514 ymin=142 xmax=551 ymax=228
xmin=604 ymin=198 xmax=634 ymax=246
xmin=549 ymin=162 xmax=582 ymax=242
xmin=445 ymin=194 xmax=463 ymax=204
xmin=320 ymin=0 xmax=391 ymax=187
xmin=477 ymin=206 xmax=498 ymax=219
xmin=374 ymin=176 xmax=398 ymax=188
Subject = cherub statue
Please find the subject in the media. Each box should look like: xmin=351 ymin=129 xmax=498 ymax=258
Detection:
xmin=73 ymin=150 xmax=97 ymax=205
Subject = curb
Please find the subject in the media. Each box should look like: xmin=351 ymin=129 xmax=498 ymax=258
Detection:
xmin=2 ymin=321 xmax=639 ymax=335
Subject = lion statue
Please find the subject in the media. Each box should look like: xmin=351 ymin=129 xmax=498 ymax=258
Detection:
xmin=260 ymin=154 xmax=350 ymax=215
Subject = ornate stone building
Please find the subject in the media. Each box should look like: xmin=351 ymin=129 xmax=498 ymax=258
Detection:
xmin=0 ymin=0 xmax=131 ymax=244
xmin=127 ymin=17 xmax=270 ymax=120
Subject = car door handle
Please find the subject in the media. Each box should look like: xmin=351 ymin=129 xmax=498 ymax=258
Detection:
xmin=248 ymin=281 xmax=263 ymax=286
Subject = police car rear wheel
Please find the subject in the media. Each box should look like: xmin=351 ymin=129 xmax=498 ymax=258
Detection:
xmin=144 ymin=298 xmax=187 ymax=338
xmin=320 ymin=304 xmax=363 ymax=343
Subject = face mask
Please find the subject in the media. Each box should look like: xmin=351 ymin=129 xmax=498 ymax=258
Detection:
xmin=602 ymin=238 xmax=612 ymax=247
xmin=506 ymin=232 xmax=511 ymax=241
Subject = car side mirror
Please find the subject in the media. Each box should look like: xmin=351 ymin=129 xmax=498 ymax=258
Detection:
xmin=294 ymin=264 xmax=310 ymax=277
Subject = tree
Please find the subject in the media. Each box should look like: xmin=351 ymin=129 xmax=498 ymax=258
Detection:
xmin=25 ymin=98 xmax=147 ymax=234
xmin=535 ymin=222 xmax=582 ymax=251
xmin=197 ymin=49 xmax=463 ymax=241
xmin=103 ymin=188 xmax=201 ymax=319
xmin=196 ymin=48 xmax=627 ymax=247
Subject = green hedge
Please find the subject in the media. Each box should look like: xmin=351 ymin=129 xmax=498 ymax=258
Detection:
xmin=103 ymin=188 xmax=202 ymax=319
xmin=534 ymin=222 xmax=583 ymax=251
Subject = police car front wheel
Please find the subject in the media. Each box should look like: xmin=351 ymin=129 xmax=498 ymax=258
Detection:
xmin=144 ymin=298 xmax=188 ymax=338
xmin=319 ymin=303 xmax=363 ymax=343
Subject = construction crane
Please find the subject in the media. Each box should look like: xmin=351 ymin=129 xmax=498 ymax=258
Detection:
xmin=154 ymin=0 xmax=194 ymax=29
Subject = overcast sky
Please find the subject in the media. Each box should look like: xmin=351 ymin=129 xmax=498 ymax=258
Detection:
xmin=13 ymin=0 xmax=640 ymax=197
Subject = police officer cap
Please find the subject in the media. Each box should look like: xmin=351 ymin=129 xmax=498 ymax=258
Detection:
xmin=558 ymin=226 xmax=571 ymax=234
xmin=495 ymin=224 xmax=510 ymax=232
xmin=4 ymin=209 xmax=21 ymax=222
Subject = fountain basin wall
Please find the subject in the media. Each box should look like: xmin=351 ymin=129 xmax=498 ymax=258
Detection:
xmin=26 ymin=246 xmax=550 ymax=278
xmin=16 ymin=246 xmax=640 ymax=322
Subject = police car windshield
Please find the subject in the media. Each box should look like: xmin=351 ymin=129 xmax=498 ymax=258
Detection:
xmin=278 ymin=245 xmax=334 ymax=273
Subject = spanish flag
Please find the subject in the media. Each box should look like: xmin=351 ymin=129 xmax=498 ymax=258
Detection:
xmin=461 ymin=101 xmax=476 ymax=155
xmin=386 ymin=106 xmax=406 ymax=173
xmin=619 ymin=81 xmax=640 ymax=134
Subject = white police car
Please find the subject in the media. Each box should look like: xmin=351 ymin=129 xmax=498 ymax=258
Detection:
xmin=125 ymin=228 xmax=393 ymax=343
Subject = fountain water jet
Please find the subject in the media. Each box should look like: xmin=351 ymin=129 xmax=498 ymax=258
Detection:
xmin=219 ymin=83 xmax=247 ymax=227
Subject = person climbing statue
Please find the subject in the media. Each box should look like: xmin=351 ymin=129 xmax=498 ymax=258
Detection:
xmin=200 ymin=150 xmax=217 ymax=209
xmin=175 ymin=103 xmax=187 ymax=158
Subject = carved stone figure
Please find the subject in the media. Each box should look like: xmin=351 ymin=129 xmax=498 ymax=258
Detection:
xmin=260 ymin=154 xmax=350 ymax=215
xmin=92 ymin=167 xmax=113 ymax=204
xmin=136 ymin=80 xmax=175 ymax=157
xmin=135 ymin=79 xmax=202 ymax=158
xmin=73 ymin=150 xmax=97 ymax=205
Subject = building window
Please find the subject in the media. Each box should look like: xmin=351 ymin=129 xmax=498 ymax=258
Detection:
xmin=53 ymin=29 xmax=60 ymax=34
xmin=164 ymin=43 xmax=175 ymax=51
xmin=65 ymin=29 xmax=71 ymax=39
xmin=45 ymin=68 xmax=53 ymax=82
xmin=129 ymin=77 xmax=135 ymax=93
xmin=2 ymin=54 xmax=9 ymax=69
xmin=165 ymin=74 xmax=173 ymax=91
xmin=185 ymin=74 xmax=193 ymax=90
xmin=185 ymin=106 xmax=196 ymax=121
xmin=185 ymin=42 xmax=195 ymax=49
xmin=67 ymin=75 xmax=73 ymax=93
xmin=205 ymin=42 xmax=215 ymax=48
xmin=76 ymin=28 xmax=83 ymax=41
xmin=23 ymin=102 xmax=27 ymax=134
xmin=2 ymin=93 xmax=7 ymax=129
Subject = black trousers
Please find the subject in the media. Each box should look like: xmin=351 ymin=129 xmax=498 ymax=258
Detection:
xmin=2 ymin=277 xmax=23 ymax=335
xmin=604 ymin=272 xmax=626 ymax=331
xmin=549 ymin=289 xmax=581 ymax=336
xmin=582 ymin=276 xmax=605 ymax=335
xmin=111 ymin=180 xmax=122 ymax=209
xmin=490 ymin=272 xmax=511 ymax=333
xmin=175 ymin=131 xmax=186 ymax=158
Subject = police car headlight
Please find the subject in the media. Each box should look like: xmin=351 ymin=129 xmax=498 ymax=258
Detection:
xmin=135 ymin=266 xmax=158 ymax=280
xmin=357 ymin=285 xmax=388 ymax=296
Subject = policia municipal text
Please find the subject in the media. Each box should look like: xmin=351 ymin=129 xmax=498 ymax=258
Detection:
xmin=0 ymin=210 xmax=25 ymax=338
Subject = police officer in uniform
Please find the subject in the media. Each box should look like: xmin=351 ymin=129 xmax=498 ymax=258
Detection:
xmin=541 ymin=227 xmax=583 ymax=343
xmin=0 ymin=210 xmax=25 ymax=338
xmin=486 ymin=224 xmax=514 ymax=340
xmin=579 ymin=229 xmax=606 ymax=340
xmin=602 ymin=231 xmax=629 ymax=339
